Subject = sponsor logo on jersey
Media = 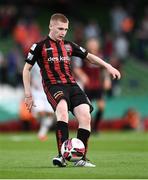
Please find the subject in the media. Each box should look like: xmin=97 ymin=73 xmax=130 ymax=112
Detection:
xmin=30 ymin=44 xmax=37 ymax=51
xmin=27 ymin=52 xmax=33 ymax=60
xmin=80 ymin=46 xmax=86 ymax=53
xmin=48 ymin=56 xmax=70 ymax=62
xmin=64 ymin=44 xmax=72 ymax=52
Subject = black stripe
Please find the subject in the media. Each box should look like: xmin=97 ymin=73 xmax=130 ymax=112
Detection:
xmin=45 ymin=40 xmax=61 ymax=83
xmin=37 ymin=40 xmax=51 ymax=85
xmin=56 ymin=42 xmax=71 ymax=83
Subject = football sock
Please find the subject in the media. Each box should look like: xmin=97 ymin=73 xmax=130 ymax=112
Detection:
xmin=77 ymin=128 xmax=90 ymax=159
xmin=56 ymin=121 xmax=69 ymax=156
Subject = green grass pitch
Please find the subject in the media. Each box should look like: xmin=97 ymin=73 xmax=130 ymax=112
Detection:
xmin=0 ymin=131 xmax=148 ymax=179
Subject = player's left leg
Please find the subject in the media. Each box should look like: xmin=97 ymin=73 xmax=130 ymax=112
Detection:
xmin=73 ymin=104 xmax=96 ymax=167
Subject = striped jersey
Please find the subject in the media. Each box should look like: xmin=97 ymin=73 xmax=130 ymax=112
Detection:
xmin=25 ymin=36 xmax=88 ymax=86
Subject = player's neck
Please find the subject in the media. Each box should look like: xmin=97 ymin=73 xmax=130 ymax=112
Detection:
xmin=48 ymin=34 xmax=56 ymax=41
xmin=48 ymin=33 xmax=63 ymax=43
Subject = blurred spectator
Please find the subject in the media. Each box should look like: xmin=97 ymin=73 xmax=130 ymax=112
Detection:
xmin=72 ymin=56 xmax=89 ymax=90
xmin=13 ymin=18 xmax=42 ymax=55
xmin=0 ymin=51 xmax=7 ymax=84
xmin=6 ymin=46 xmax=24 ymax=87
xmin=84 ymin=19 xmax=101 ymax=40
xmin=135 ymin=8 xmax=148 ymax=61
xmin=110 ymin=4 xmax=128 ymax=35
xmin=103 ymin=32 xmax=114 ymax=59
xmin=122 ymin=108 xmax=141 ymax=130
xmin=84 ymin=38 xmax=112 ymax=133
xmin=31 ymin=63 xmax=55 ymax=141
xmin=113 ymin=34 xmax=129 ymax=62
xmin=121 ymin=16 xmax=134 ymax=35
xmin=73 ymin=22 xmax=85 ymax=46
xmin=0 ymin=4 xmax=17 ymax=38
xmin=73 ymin=38 xmax=112 ymax=133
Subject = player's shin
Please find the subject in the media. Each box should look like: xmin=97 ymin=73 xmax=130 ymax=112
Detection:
xmin=56 ymin=121 xmax=69 ymax=156
xmin=77 ymin=128 xmax=90 ymax=159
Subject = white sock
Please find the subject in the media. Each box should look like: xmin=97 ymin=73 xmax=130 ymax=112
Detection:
xmin=38 ymin=116 xmax=53 ymax=137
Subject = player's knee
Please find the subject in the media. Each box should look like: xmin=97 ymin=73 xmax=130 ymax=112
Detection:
xmin=56 ymin=100 xmax=68 ymax=121
xmin=79 ymin=113 xmax=91 ymax=125
xmin=85 ymin=116 xmax=91 ymax=125
xmin=56 ymin=111 xmax=68 ymax=121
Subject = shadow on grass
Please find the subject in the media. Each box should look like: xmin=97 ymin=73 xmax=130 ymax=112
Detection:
xmin=11 ymin=165 xmax=75 ymax=169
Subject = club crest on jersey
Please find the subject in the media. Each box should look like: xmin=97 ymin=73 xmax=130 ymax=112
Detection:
xmin=64 ymin=44 xmax=72 ymax=52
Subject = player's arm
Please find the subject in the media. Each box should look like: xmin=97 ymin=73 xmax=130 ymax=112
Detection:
xmin=23 ymin=43 xmax=40 ymax=111
xmin=23 ymin=63 xmax=35 ymax=112
xmin=23 ymin=63 xmax=33 ymax=98
xmin=86 ymin=53 xmax=121 ymax=80
xmin=69 ymin=41 xmax=121 ymax=80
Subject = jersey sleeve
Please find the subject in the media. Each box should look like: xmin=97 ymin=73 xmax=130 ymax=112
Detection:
xmin=70 ymin=42 xmax=88 ymax=59
xmin=71 ymin=57 xmax=83 ymax=68
xmin=25 ymin=43 xmax=40 ymax=65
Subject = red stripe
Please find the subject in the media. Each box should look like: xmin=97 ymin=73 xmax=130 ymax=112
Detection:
xmin=45 ymin=89 xmax=57 ymax=108
xmin=42 ymin=44 xmax=57 ymax=84
xmin=57 ymin=130 xmax=62 ymax=152
xmin=50 ymin=41 xmax=67 ymax=83
xmin=42 ymin=80 xmax=57 ymax=108
xmin=60 ymin=41 xmax=75 ymax=83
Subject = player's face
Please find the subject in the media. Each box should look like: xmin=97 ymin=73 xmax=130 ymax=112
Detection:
xmin=86 ymin=39 xmax=100 ymax=54
xmin=49 ymin=20 xmax=69 ymax=41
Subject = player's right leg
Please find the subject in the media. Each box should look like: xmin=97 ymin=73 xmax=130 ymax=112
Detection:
xmin=53 ymin=99 xmax=69 ymax=167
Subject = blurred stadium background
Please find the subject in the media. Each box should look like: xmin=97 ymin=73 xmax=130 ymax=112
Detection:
xmin=0 ymin=0 xmax=148 ymax=179
xmin=0 ymin=0 xmax=148 ymax=132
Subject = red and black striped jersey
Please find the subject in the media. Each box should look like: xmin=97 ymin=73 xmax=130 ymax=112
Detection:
xmin=83 ymin=53 xmax=104 ymax=90
xmin=25 ymin=36 xmax=88 ymax=85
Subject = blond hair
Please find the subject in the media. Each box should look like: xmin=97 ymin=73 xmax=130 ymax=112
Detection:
xmin=50 ymin=13 xmax=69 ymax=24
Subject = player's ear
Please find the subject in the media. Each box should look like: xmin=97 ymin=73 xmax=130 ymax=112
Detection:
xmin=49 ymin=24 xmax=52 ymax=30
xmin=49 ymin=20 xmax=54 ymax=30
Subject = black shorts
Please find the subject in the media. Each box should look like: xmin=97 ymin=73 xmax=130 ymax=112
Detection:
xmin=43 ymin=83 xmax=93 ymax=113
xmin=85 ymin=88 xmax=105 ymax=101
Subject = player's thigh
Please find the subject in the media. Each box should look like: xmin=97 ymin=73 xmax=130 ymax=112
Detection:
xmin=56 ymin=99 xmax=69 ymax=122
xmin=43 ymin=84 xmax=69 ymax=111
xmin=73 ymin=104 xmax=91 ymax=131
xmin=70 ymin=84 xmax=93 ymax=113
xmin=73 ymin=104 xmax=91 ymax=123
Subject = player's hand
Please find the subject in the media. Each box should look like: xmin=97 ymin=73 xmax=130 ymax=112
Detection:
xmin=106 ymin=64 xmax=121 ymax=80
xmin=24 ymin=96 xmax=36 ymax=112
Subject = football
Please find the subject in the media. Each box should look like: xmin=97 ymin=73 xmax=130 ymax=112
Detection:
xmin=61 ymin=138 xmax=85 ymax=162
